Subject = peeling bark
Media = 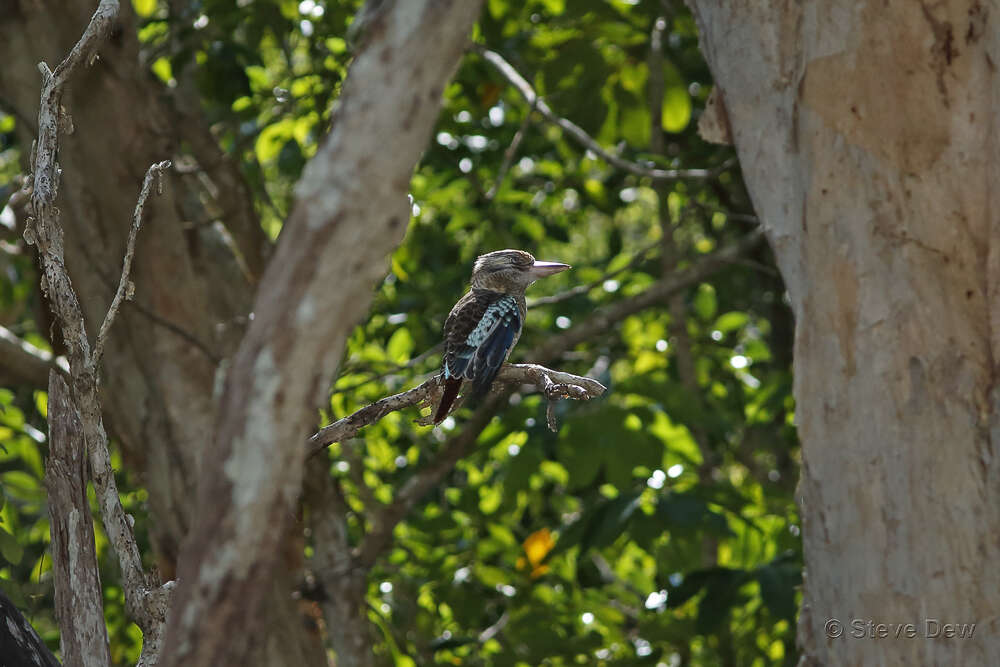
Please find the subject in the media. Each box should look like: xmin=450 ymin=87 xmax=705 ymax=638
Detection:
xmin=689 ymin=0 xmax=1000 ymax=663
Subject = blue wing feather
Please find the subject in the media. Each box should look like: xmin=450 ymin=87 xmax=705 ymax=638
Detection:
xmin=449 ymin=295 xmax=521 ymax=397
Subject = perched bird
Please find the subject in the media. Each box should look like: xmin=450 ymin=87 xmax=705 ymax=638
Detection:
xmin=434 ymin=249 xmax=570 ymax=424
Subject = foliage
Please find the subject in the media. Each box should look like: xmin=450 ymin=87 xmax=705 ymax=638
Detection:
xmin=0 ymin=0 xmax=800 ymax=665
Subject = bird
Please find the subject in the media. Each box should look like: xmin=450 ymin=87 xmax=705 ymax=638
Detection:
xmin=433 ymin=249 xmax=570 ymax=424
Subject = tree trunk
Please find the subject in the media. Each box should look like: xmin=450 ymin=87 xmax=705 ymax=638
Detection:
xmin=46 ymin=372 xmax=112 ymax=667
xmin=1 ymin=1 xmax=322 ymax=663
xmin=159 ymin=2 xmax=484 ymax=664
xmin=689 ymin=0 xmax=1000 ymax=663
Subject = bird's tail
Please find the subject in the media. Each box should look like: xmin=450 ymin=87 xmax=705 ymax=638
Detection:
xmin=434 ymin=378 xmax=462 ymax=424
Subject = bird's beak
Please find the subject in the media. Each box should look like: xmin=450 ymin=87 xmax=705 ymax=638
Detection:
xmin=529 ymin=260 xmax=571 ymax=279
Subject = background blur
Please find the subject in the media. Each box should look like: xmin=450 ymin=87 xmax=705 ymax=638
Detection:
xmin=0 ymin=0 xmax=800 ymax=664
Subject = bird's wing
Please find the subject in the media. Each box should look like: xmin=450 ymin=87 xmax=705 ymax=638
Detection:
xmin=443 ymin=291 xmax=522 ymax=396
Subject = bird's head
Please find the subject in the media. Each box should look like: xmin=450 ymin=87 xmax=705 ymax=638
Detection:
xmin=470 ymin=249 xmax=570 ymax=292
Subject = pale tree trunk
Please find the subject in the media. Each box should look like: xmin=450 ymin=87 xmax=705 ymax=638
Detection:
xmin=689 ymin=0 xmax=1000 ymax=664
xmin=159 ymin=2 xmax=484 ymax=665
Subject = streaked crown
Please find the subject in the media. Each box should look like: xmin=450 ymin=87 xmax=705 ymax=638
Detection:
xmin=470 ymin=249 xmax=570 ymax=292
xmin=473 ymin=249 xmax=535 ymax=275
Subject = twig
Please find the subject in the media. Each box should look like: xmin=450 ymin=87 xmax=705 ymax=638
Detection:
xmin=476 ymin=47 xmax=723 ymax=183
xmin=28 ymin=2 xmax=172 ymax=661
xmin=122 ymin=297 xmax=222 ymax=364
xmin=478 ymin=610 xmax=510 ymax=643
xmin=307 ymin=362 xmax=605 ymax=456
xmin=93 ymin=160 xmax=171 ymax=367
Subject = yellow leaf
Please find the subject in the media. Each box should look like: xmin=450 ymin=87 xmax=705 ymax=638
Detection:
xmin=522 ymin=528 xmax=555 ymax=567
xmin=133 ymin=0 xmax=156 ymax=17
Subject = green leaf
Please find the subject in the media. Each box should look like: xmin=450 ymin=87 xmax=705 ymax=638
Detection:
xmin=586 ymin=493 xmax=641 ymax=550
xmin=656 ymin=493 xmax=721 ymax=533
xmin=133 ymin=0 xmax=157 ymax=17
xmin=696 ymin=569 xmax=749 ymax=634
xmin=386 ymin=328 xmax=414 ymax=364
xmin=692 ymin=283 xmax=717 ymax=321
xmin=0 ymin=526 xmax=23 ymax=565
xmin=755 ymin=553 xmax=802 ymax=621
xmin=714 ymin=311 xmax=749 ymax=334
xmin=255 ymin=118 xmax=295 ymax=163
xmin=662 ymin=86 xmax=692 ymax=133
xmin=277 ymin=138 xmax=305 ymax=177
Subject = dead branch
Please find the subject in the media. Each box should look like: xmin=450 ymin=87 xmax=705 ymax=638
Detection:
xmin=477 ymin=47 xmax=724 ymax=183
xmin=93 ymin=160 xmax=171 ymax=366
xmin=45 ymin=372 xmax=112 ymax=667
xmin=28 ymin=1 xmax=172 ymax=661
xmin=307 ymin=362 xmax=605 ymax=455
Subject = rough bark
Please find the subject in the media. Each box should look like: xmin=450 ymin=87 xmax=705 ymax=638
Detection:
xmin=46 ymin=371 xmax=112 ymax=667
xmin=159 ymin=2 xmax=485 ymax=665
xmin=1 ymin=0 xmax=323 ymax=663
xmin=0 ymin=0 xmax=247 ymax=566
xmin=689 ymin=1 xmax=1000 ymax=663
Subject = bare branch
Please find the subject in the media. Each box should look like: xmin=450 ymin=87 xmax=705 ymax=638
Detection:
xmin=30 ymin=0 xmax=119 ymax=224
xmin=27 ymin=1 xmax=172 ymax=660
xmin=93 ymin=160 xmax=171 ymax=367
xmin=308 ymin=362 xmax=605 ymax=456
xmin=0 ymin=324 xmax=68 ymax=388
xmin=478 ymin=610 xmax=510 ymax=643
xmin=45 ymin=372 xmax=111 ymax=667
xmin=320 ymin=365 xmax=604 ymax=571
xmin=477 ymin=47 xmax=722 ymax=182
xmin=309 ymin=379 xmax=441 ymax=455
